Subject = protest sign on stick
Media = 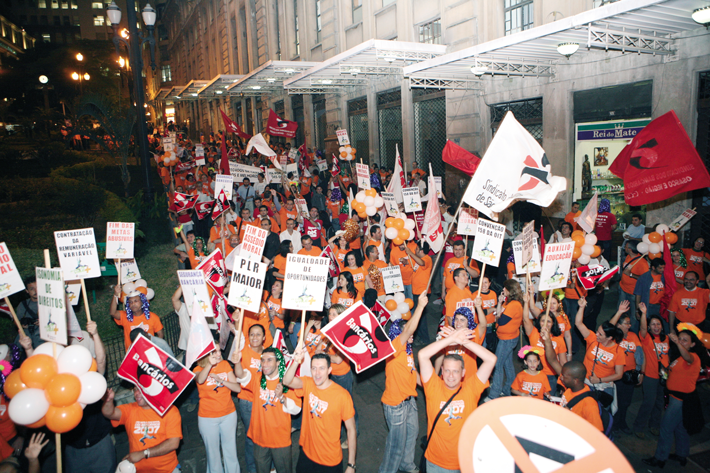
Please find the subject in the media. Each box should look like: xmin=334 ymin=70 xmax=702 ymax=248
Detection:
xmin=669 ymin=208 xmax=697 ymax=233
xmin=457 ymin=209 xmax=479 ymax=236
xmin=177 ymin=270 xmax=214 ymax=321
xmin=53 ymin=228 xmax=102 ymax=280
xmin=380 ymin=266 xmax=404 ymax=294
xmin=512 ymin=239 xmax=542 ymax=275
xmin=241 ymin=225 xmax=268 ymax=261
xmin=538 ymin=242 xmax=575 ymax=291
xmin=520 ymin=221 xmax=535 ymax=268
xmin=115 ymin=260 xmax=141 ymax=282
xmin=106 ymin=222 xmax=135 ymax=259
xmin=356 ymin=163 xmax=371 ymax=189
xmin=0 ymin=243 xmax=26 ymax=335
xmin=214 ymin=174 xmax=234 ymax=200
xmin=282 ymin=254 xmax=330 ymax=346
xmin=382 ymin=192 xmax=400 ymax=217
xmin=36 ymin=267 xmax=67 ymax=345
xmin=402 ymin=188 xmax=422 ymax=214
xmin=227 ymin=256 xmax=267 ymax=313
xmin=471 ymin=218 xmax=506 ymax=267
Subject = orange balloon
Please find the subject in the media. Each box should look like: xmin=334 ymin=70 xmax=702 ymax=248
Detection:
xmin=20 ymin=354 xmax=58 ymax=389
xmin=401 ymin=311 xmax=412 ymax=321
xmin=357 ymin=211 xmax=367 ymax=219
xmin=405 ymin=298 xmax=414 ymax=310
xmin=393 ymin=219 xmax=405 ymax=230
xmin=340 ymin=151 xmax=348 ymax=158
xmin=648 ymin=232 xmax=662 ymax=243
xmin=365 ymin=188 xmax=377 ymax=197
xmin=571 ymin=230 xmax=584 ymax=239
xmin=648 ymin=252 xmax=662 ymax=260
xmin=385 ymin=299 xmax=398 ymax=311
xmin=136 ymin=286 xmax=148 ymax=296
xmin=45 ymin=373 xmax=82 ymax=407
xmin=665 ymin=232 xmax=678 ymax=244
xmin=701 ymin=332 xmax=710 ymax=350
xmin=26 ymin=417 xmax=46 ymax=429
xmin=351 ymin=148 xmax=357 ymax=154
xmin=572 ymin=234 xmax=585 ymax=248
xmin=46 ymin=403 xmax=83 ymax=434
xmin=4 ymin=370 xmax=27 ymax=399
xmin=572 ymin=247 xmax=582 ymax=260
xmin=591 ymin=245 xmax=602 ymax=258
xmin=385 ymin=217 xmax=396 ymax=228
xmin=393 ymin=238 xmax=404 ymax=246
xmin=89 ymin=359 xmax=97 ymax=372
xmin=398 ymin=229 xmax=410 ymax=241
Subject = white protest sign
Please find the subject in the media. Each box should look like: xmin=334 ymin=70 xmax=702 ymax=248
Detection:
xmin=669 ymin=208 xmax=697 ymax=233
xmin=538 ymin=242 xmax=575 ymax=291
xmin=229 ymin=162 xmax=260 ymax=182
xmin=471 ymin=218 xmax=506 ymax=267
xmin=285 ymin=163 xmax=298 ymax=178
xmin=433 ymin=176 xmax=443 ymax=199
xmin=241 ymin=225 xmax=268 ymax=261
xmin=317 ymin=159 xmax=328 ymax=172
xmin=224 ymin=245 xmax=241 ymax=272
xmin=227 ymin=256 xmax=267 ymax=312
xmin=282 ymin=254 xmax=330 ymax=311
xmin=36 ymin=267 xmax=67 ymax=345
xmin=266 ymin=168 xmax=282 ymax=183
xmin=356 ymin=163 xmax=371 ymax=189
xmin=177 ymin=270 xmax=214 ymax=324
xmin=336 ymin=129 xmax=350 ymax=146
xmin=196 ymin=144 xmax=204 ymax=157
xmin=288 ymin=148 xmax=298 ymax=161
xmin=54 ymin=228 xmax=102 ymax=280
xmin=214 ymin=174 xmax=234 ymax=200
xmin=106 ymin=222 xmax=135 ymax=259
xmin=512 ymin=238 xmax=542 ymax=274
xmin=458 ymin=209 xmax=479 ymax=236
xmin=382 ymin=192 xmax=400 ymax=217
xmin=521 ymin=221 xmax=535 ymax=268
xmin=164 ymin=141 xmax=174 ymax=152
xmin=402 ymin=187 xmax=422 ymax=213
xmin=380 ymin=266 xmax=405 ymax=294
xmin=456 ymin=300 xmax=476 ymax=311
xmin=115 ymin=260 xmax=141 ymax=282
xmin=65 ymin=280 xmax=81 ymax=306
xmin=0 ymin=243 xmax=25 ymax=298
xmin=296 ymin=198 xmax=309 ymax=216
xmin=280 ymin=155 xmax=288 ymax=168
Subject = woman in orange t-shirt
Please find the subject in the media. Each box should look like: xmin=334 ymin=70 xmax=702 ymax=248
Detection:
xmin=342 ymin=251 xmax=367 ymax=295
xmin=488 ymin=279 xmax=524 ymax=400
xmin=272 ymin=241 xmax=292 ymax=280
xmin=193 ymin=349 xmax=241 ymax=473
xmin=265 ymin=279 xmax=286 ymax=330
xmin=329 ymin=235 xmax=350 ymax=271
xmin=528 ymin=291 xmax=573 ymax=369
xmin=331 ymin=272 xmax=359 ymax=308
xmin=671 ymin=249 xmax=688 ymax=284
xmin=180 ymin=229 xmax=208 ymax=269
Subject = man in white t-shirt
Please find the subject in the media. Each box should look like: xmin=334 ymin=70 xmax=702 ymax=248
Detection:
xmin=280 ymin=218 xmax=302 ymax=253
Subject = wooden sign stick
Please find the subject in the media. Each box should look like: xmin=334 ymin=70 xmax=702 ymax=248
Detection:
xmin=4 ymin=298 xmax=25 ymax=337
xmin=43 ymin=249 xmax=63 ymax=473
xmin=299 ymin=309 xmax=307 ymax=346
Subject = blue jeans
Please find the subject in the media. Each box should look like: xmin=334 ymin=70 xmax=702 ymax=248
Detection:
xmin=488 ymin=337 xmax=518 ymax=399
xmin=289 ymin=322 xmax=301 ymax=350
xmin=547 ymin=375 xmax=558 ymax=397
xmin=403 ymin=285 xmax=413 ymax=300
xmin=425 ymin=459 xmax=460 ymax=473
xmin=239 ymin=399 xmax=256 ymax=473
xmin=618 ymin=288 xmax=637 ymax=333
xmin=633 ymin=376 xmax=664 ymax=432
xmin=378 ymin=397 xmax=418 ymax=473
xmin=199 ymin=411 xmax=239 ymax=473
xmin=654 ymin=396 xmax=689 ymax=461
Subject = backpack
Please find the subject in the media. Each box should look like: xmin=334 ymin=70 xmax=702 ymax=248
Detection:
xmin=565 ymin=391 xmax=614 ymax=439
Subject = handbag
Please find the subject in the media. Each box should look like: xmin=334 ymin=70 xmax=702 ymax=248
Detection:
xmin=419 ymin=386 xmax=462 ymax=473
xmin=612 ymin=255 xmax=643 ymax=284
xmin=622 ymin=369 xmax=641 ymax=385
xmin=651 ymin=337 xmax=669 ymax=386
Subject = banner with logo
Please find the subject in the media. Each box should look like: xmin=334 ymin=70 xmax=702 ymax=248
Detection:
xmin=382 ymin=192 xmax=400 ymax=217
xmin=402 ymin=188 xmax=422 ymax=213
xmin=227 ymin=256 xmax=267 ymax=313
xmin=539 ymin=242 xmax=575 ymax=291
xmin=115 ymin=260 xmax=141 ymax=283
xmin=669 ymin=208 xmax=697 ymax=233
xmin=458 ymin=209 xmax=479 ymax=236
xmin=320 ymin=245 xmax=341 ymax=277
xmin=54 ymin=228 xmax=102 ymax=280
xmin=576 ymin=264 xmax=620 ymax=290
xmin=36 ymin=267 xmax=67 ymax=345
xmin=380 ymin=266 xmax=404 ymax=294
xmin=241 ymin=225 xmax=268 ymax=261
xmin=106 ymin=222 xmax=135 ymax=259
xmin=320 ymin=301 xmax=395 ymax=373
xmin=0 ymin=243 xmax=25 ymax=299
xmin=282 ymin=254 xmax=330 ymax=311
xmin=267 ymin=109 xmax=298 ymax=138
xmin=471 ymin=219 xmax=506 ymax=267
xmin=117 ymin=334 xmax=195 ymax=416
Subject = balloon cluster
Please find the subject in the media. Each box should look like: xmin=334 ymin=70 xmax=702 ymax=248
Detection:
xmin=5 ymin=344 xmax=106 ymax=433
xmin=384 ymin=292 xmax=414 ymax=321
xmin=352 ymin=189 xmax=384 ymax=218
xmin=384 ymin=217 xmax=416 ymax=246
xmin=571 ymin=231 xmax=601 ymax=265
xmin=161 ymin=149 xmax=179 ymax=167
xmin=120 ymin=279 xmax=155 ymax=302
xmin=636 ymin=224 xmax=677 ymax=259
xmin=338 ymin=145 xmax=356 ymax=161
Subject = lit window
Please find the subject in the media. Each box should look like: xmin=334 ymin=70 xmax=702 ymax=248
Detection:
xmin=315 ymin=0 xmax=321 ymax=43
xmin=61 ymin=1 xmax=68 ymax=8
xmin=71 ymin=0 xmax=78 ymax=9
xmin=51 ymin=0 xmax=59 ymax=9
xmin=419 ymin=18 xmax=441 ymax=44
xmin=161 ymin=64 xmax=172 ymax=83
xmin=42 ymin=33 xmax=51 ymax=42
xmin=91 ymin=2 xmax=103 ymax=8
xmin=38 ymin=0 xmax=47 ymax=8
xmin=504 ymin=0 xmax=533 ymax=36
xmin=94 ymin=15 xmax=105 ymax=26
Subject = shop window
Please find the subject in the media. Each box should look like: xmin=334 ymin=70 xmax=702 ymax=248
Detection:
xmin=94 ymin=15 xmax=104 ymax=26
xmin=419 ymin=18 xmax=441 ymax=44
xmin=51 ymin=0 xmax=59 ymax=9
xmin=504 ymin=0 xmax=533 ymax=36
xmin=71 ymin=0 xmax=77 ymax=9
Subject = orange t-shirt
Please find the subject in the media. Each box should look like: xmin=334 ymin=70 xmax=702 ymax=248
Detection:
xmin=343 ymin=266 xmax=367 ymax=295
xmin=114 ymin=311 xmax=163 ymax=350
xmin=423 ymin=374 xmax=488 ymax=471
xmin=496 ymin=300 xmax=523 ymax=340
xmin=279 ymin=207 xmax=299 ymax=231
xmin=209 ymin=224 xmax=237 ymax=244
xmin=326 ymin=345 xmax=351 ymax=377
xmin=619 ymin=332 xmax=641 ymax=372
xmin=300 ymin=177 xmax=312 ymax=195
xmin=648 ymin=273 xmax=665 ymax=305
xmin=640 ymin=333 xmax=669 ymax=379
xmin=528 ymin=328 xmax=567 ymax=376
xmin=443 ymin=256 xmax=479 ymax=291
xmin=682 ymin=249 xmax=709 ymax=280
xmin=365 ymin=259 xmax=388 ymax=297
xmin=445 ymin=285 xmax=473 ymax=324
xmin=302 ymin=327 xmax=324 ymax=357
xmin=298 ymin=247 xmax=322 ymax=257
xmin=667 ymin=353 xmax=700 ymax=398
xmin=193 ymin=360 xmax=237 ymax=418
xmin=564 ymin=275 xmax=588 ymax=300
xmin=556 ymin=311 xmax=571 ymax=334
xmin=583 ymin=333 xmax=624 ymax=379
xmin=235 ymin=218 xmax=259 ymax=241
xmin=411 ymin=255 xmax=433 ymax=296
xmin=112 ymin=404 xmax=182 ymax=473
xmin=331 ymin=290 xmax=356 ymax=308
xmin=295 ymin=377 xmax=355 ymax=467
xmin=381 ymin=337 xmax=417 ymax=406
xmin=390 ymin=242 xmax=418 ymax=285
xmin=441 ymin=343 xmax=480 ymax=380
xmin=187 ymin=247 xmax=208 ymax=270
xmin=326 ymin=200 xmax=342 ymax=220
xmin=247 ymin=375 xmax=300 ymax=448
xmin=668 ymin=286 xmax=710 ymax=324
xmin=0 ymin=397 xmax=16 ymax=442
xmin=674 ymin=265 xmax=688 ymax=284
xmin=565 ymin=211 xmax=581 ymax=231
xmin=335 ymin=248 xmax=349 ymax=270
xmin=479 ymin=290 xmax=498 ymax=325
xmin=273 ymin=254 xmax=287 ymax=279
xmin=238 ymin=345 xmax=263 ymax=402
xmin=620 ymin=255 xmax=649 ymax=294
xmin=562 ymin=385 xmax=603 ymax=431
xmin=266 ymin=296 xmax=285 ymax=329
xmin=512 ymin=370 xmax=551 ymax=399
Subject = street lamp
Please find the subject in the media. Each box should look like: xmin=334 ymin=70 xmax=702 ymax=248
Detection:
xmin=71 ymin=70 xmax=90 ymax=93
xmin=107 ymin=0 xmax=157 ymax=201
xmin=71 ymin=72 xmax=79 ymax=81
xmin=76 ymin=52 xmax=83 ymax=62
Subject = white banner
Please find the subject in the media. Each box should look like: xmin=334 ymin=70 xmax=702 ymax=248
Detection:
xmin=227 ymin=257 xmax=267 ymax=313
xmin=115 ymin=260 xmax=141 ymax=282
xmin=54 ymin=228 xmax=102 ymax=280
xmin=471 ymin=218 xmax=506 ymax=267
xmin=36 ymin=267 xmax=67 ymax=345
xmin=177 ymin=270 xmax=215 ymax=325
xmin=106 ymin=222 xmax=135 ymax=259
xmin=402 ymin=187 xmax=422 ymax=213
xmin=0 ymin=243 xmax=25 ymax=298
xmin=457 ymin=209 xmax=479 ymax=236
xmin=380 ymin=266 xmax=405 ymax=294
xmin=229 ymin=162 xmax=261 ymax=182
xmin=282 ymin=254 xmax=330 ymax=311
xmin=538 ymin=242 xmax=575 ymax=291
xmin=317 ymin=159 xmax=328 ymax=172
xmin=214 ymin=174 xmax=234 ymax=200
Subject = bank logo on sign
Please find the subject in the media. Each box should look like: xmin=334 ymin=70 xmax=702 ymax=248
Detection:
xmin=72 ymin=258 xmax=92 ymax=276
xmin=134 ymin=346 xmax=181 ymax=396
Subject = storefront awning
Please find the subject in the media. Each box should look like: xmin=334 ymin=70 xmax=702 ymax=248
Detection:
xmin=153 ymin=88 xmax=172 ymax=101
xmin=175 ymin=80 xmax=211 ymax=100
xmin=165 ymin=85 xmax=185 ymax=99
xmin=226 ymin=60 xmax=319 ymax=96
xmin=403 ymin=0 xmax=707 ymax=89
xmin=197 ymin=74 xmax=245 ymax=98
xmin=283 ymin=39 xmax=447 ymax=94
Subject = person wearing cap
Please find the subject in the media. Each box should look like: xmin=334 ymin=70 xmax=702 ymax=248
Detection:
xmin=110 ymin=286 xmax=164 ymax=350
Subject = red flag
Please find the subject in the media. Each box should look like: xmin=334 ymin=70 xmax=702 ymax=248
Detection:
xmin=117 ymin=334 xmax=195 ymax=415
xmin=442 ymin=140 xmax=481 ymax=176
xmin=196 ymin=249 xmax=227 ymax=299
xmin=174 ymin=160 xmax=194 ymax=173
xmin=173 ymin=192 xmax=197 ymax=212
xmin=272 ymin=330 xmax=292 ymax=362
xmin=220 ymin=109 xmax=251 ymax=140
xmin=267 ymin=109 xmax=298 ymax=138
xmin=575 ymin=264 xmax=620 ymax=290
xmin=0 ymin=300 xmax=11 ymax=318
xmin=659 ymin=237 xmax=677 ymax=322
xmin=320 ymin=301 xmax=396 ymax=373
xmin=298 ymin=144 xmax=310 ymax=175
xmin=610 ymin=110 xmax=710 ymax=206
xmin=539 ymin=226 xmax=545 ymax=261
xmin=320 ymin=245 xmax=341 ymax=277
xmin=211 ymin=189 xmax=229 ymax=220
xmin=331 ymin=154 xmax=341 ymax=177
xmin=373 ymin=300 xmax=392 ymax=327
xmin=195 ymin=201 xmax=214 ymax=220
xmin=423 ymin=164 xmax=444 ymax=252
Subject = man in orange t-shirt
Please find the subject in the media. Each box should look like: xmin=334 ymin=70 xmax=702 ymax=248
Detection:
xmin=668 ymin=271 xmax=710 ymax=332
xmin=418 ymin=327 xmax=496 ymax=471
xmin=445 ymin=268 xmax=473 ymax=327
xmin=109 ymin=287 xmax=164 ymax=349
xmin=284 ymin=349 xmax=357 ymax=473
xmin=406 ymin=242 xmax=433 ymax=344
xmin=102 ymin=387 xmax=182 ymax=472
xmin=390 ymin=241 xmax=419 ymax=300
xmin=441 ymin=240 xmax=480 ymax=301
xmin=298 ymin=235 xmax=322 ymax=256
xmin=279 ymin=198 xmax=300 ymax=231
xmin=565 ymin=202 xmax=582 ymax=232
xmin=619 ymin=241 xmax=649 ymax=317
xmin=682 ymin=237 xmax=710 ymax=280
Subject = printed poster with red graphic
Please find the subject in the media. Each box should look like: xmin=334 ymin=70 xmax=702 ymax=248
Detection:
xmin=106 ymin=222 xmax=135 ymax=259
xmin=0 ymin=243 xmax=25 ymax=298
xmin=196 ymin=249 xmax=227 ymax=299
xmin=320 ymin=301 xmax=395 ymax=373
xmin=118 ymin=334 xmax=195 ymax=416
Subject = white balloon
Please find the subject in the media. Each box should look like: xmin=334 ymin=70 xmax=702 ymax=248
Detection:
xmin=584 ymin=234 xmax=597 ymax=245
xmin=385 ymin=295 xmax=395 ymax=302
xmin=390 ymin=311 xmax=402 ymax=321
xmin=374 ymin=196 xmax=384 ymax=208
xmin=656 ymin=224 xmax=669 ymax=235
xmin=57 ymin=345 xmax=93 ymax=376
xmin=648 ymin=243 xmax=661 ymax=254
xmin=394 ymin=292 xmax=406 ymax=304
xmin=9 ymin=389 xmax=49 ymax=425
xmin=116 ymin=460 xmax=137 ymax=473
xmin=366 ymin=206 xmax=377 ymax=216
xmin=146 ymin=288 xmax=155 ymax=300
xmin=397 ymin=302 xmax=409 ymax=314
xmin=642 ymin=234 xmax=651 ymax=245
xmin=363 ymin=196 xmax=375 ymax=207
xmin=356 ymin=191 xmax=366 ymax=203
xmin=32 ymin=342 xmax=64 ymax=359
xmin=577 ymin=254 xmax=591 ymax=265
xmin=78 ymin=372 xmax=108 ymax=405
xmin=404 ymin=219 xmax=416 ymax=231
xmin=637 ymin=242 xmax=649 ymax=254
xmin=122 ymin=282 xmax=136 ymax=294
xmin=385 ymin=227 xmax=399 ymax=240
xmin=407 ymin=231 xmax=415 ymax=241
xmin=134 ymin=279 xmax=147 ymax=289
xmin=339 ymin=147 xmax=345 ymax=153
xmin=581 ymin=244 xmax=595 ymax=256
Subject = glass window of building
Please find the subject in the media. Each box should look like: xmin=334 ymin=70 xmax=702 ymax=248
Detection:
xmin=504 ymin=0 xmax=533 ymax=36
xmin=419 ymin=18 xmax=441 ymax=44
xmin=42 ymin=33 xmax=51 ymax=42
xmin=294 ymin=0 xmax=300 ymax=56
xmin=91 ymin=2 xmax=103 ymax=8
xmin=94 ymin=15 xmax=104 ymax=26
xmin=352 ymin=0 xmax=362 ymax=23
xmin=315 ymin=0 xmax=321 ymax=43
xmin=161 ymin=65 xmax=172 ymax=83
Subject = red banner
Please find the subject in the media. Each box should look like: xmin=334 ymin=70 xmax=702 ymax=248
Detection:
xmin=267 ymin=109 xmax=298 ymax=138
xmin=373 ymin=300 xmax=392 ymax=327
xmin=173 ymin=192 xmax=197 ymax=212
xmin=195 ymin=200 xmax=214 ymax=220
xmin=575 ymin=264 xmax=619 ymax=291
xmin=117 ymin=334 xmax=195 ymax=416
xmin=320 ymin=301 xmax=395 ymax=373
xmin=442 ymin=140 xmax=481 ymax=176
xmin=196 ymin=249 xmax=227 ymax=299
xmin=319 ymin=245 xmax=340 ymax=277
